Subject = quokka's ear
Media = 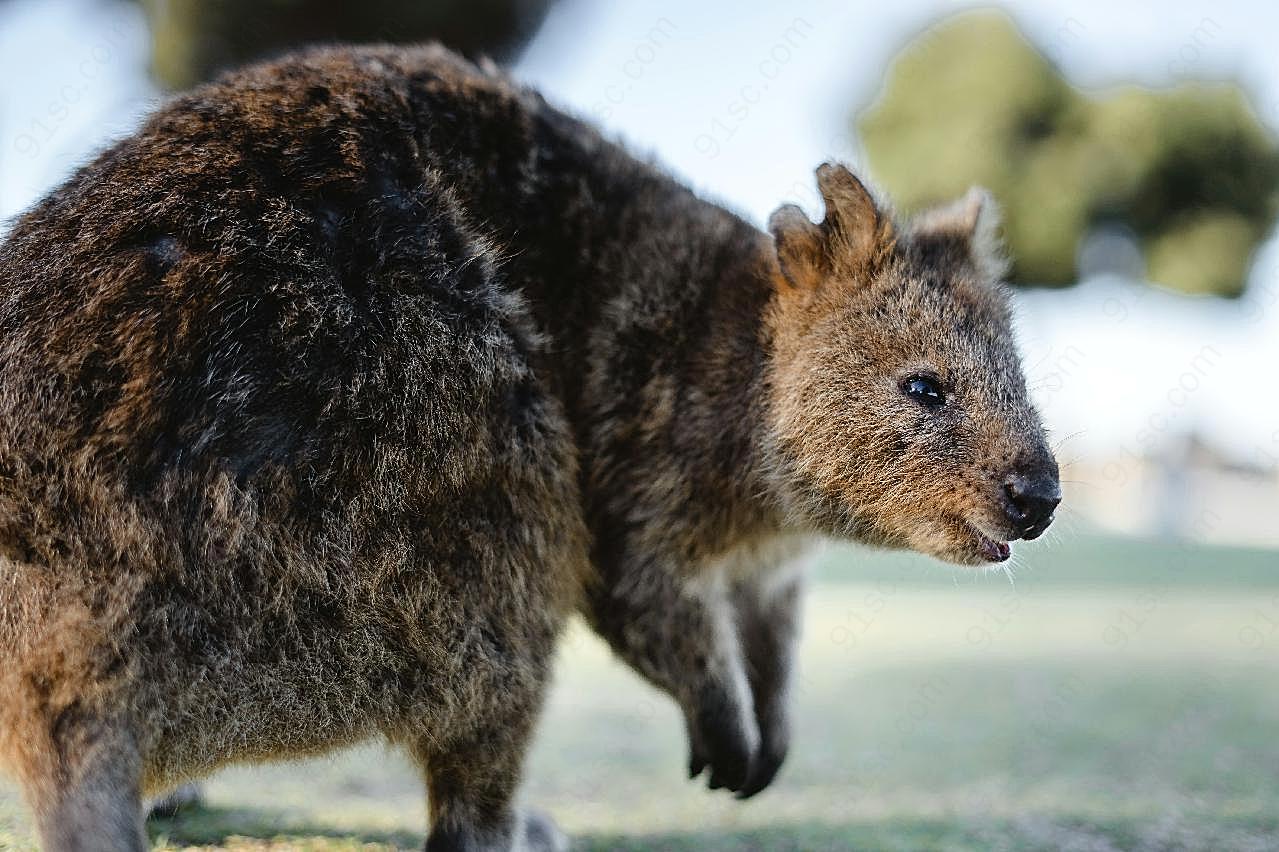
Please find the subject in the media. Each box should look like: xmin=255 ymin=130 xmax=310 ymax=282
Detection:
xmin=815 ymin=163 xmax=892 ymax=261
xmin=911 ymin=187 xmax=1010 ymax=281
xmin=769 ymin=162 xmax=895 ymax=289
xmin=768 ymin=204 xmax=826 ymax=289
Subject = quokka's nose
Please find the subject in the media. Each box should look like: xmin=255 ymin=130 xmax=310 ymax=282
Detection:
xmin=1003 ymin=471 xmax=1061 ymax=540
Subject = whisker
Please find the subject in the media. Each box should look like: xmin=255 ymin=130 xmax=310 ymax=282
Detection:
xmin=1051 ymin=430 xmax=1086 ymax=450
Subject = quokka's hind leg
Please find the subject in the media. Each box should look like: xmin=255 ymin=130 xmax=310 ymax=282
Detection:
xmin=1 ymin=611 xmax=147 ymax=852
xmin=413 ymin=700 xmax=567 ymax=852
xmin=15 ymin=713 xmax=146 ymax=852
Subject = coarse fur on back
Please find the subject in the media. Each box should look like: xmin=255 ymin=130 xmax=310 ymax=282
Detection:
xmin=0 ymin=44 xmax=1058 ymax=851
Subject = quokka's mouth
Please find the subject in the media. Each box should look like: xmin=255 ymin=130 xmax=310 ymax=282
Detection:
xmin=961 ymin=519 xmax=1011 ymax=563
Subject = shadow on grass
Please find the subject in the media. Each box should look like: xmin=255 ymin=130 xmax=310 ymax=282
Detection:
xmin=149 ymin=807 xmax=958 ymax=851
xmin=577 ymin=816 xmax=1279 ymax=852
xmin=575 ymin=821 xmax=968 ymax=851
xmin=148 ymin=803 xmax=1279 ymax=851
xmin=147 ymin=803 xmax=423 ymax=849
xmin=149 ymin=806 xmax=964 ymax=851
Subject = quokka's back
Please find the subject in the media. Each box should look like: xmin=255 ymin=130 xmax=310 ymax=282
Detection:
xmin=0 ymin=44 xmax=606 ymax=852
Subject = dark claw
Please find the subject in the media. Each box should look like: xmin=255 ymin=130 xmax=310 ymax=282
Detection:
xmin=688 ymin=748 xmax=707 ymax=779
xmin=735 ymin=745 xmax=786 ymax=799
xmin=684 ymin=685 xmax=758 ymax=793
xmin=708 ymin=757 xmax=751 ymax=793
xmin=700 ymin=731 xmax=754 ymax=792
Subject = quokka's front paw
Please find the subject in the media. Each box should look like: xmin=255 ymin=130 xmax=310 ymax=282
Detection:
xmin=684 ymin=678 xmax=761 ymax=794
xmin=685 ymin=671 xmax=793 ymax=798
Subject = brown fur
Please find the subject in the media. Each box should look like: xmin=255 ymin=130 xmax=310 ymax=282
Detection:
xmin=0 ymin=44 xmax=1057 ymax=850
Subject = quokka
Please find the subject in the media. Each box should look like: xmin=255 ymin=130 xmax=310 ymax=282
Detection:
xmin=0 ymin=44 xmax=1059 ymax=851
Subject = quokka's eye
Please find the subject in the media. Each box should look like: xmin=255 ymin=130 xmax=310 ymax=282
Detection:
xmin=902 ymin=375 xmax=946 ymax=407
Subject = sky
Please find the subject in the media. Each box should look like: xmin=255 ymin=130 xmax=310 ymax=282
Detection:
xmin=2 ymin=0 xmax=1278 ymax=471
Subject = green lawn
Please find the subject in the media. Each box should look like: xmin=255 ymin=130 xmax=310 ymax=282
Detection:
xmin=4 ymin=528 xmax=1279 ymax=850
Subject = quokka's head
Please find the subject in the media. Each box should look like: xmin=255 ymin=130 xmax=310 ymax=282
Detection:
xmin=762 ymin=162 xmax=1059 ymax=566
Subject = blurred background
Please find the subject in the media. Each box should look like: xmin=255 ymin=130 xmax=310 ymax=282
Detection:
xmin=1 ymin=1 xmax=1277 ymax=850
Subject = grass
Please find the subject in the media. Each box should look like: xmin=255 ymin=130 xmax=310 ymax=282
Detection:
xmin=4 ymin=528 xmax=1279 ymax=850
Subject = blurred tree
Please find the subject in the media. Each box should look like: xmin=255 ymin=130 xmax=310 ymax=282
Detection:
xmin=136 ymin=0 xmax=555 ymax=90
xmin=857 ymin=12 xmax=1279 ymax=296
